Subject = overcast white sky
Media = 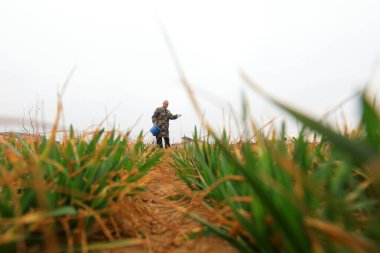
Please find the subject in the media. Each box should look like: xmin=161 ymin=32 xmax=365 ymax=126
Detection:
xmin=1 ymin=0 xmax=380 ymax=142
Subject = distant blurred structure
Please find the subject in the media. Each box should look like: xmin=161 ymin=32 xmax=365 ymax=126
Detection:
xmin=181 ymin=135 xmax=193 ymax=143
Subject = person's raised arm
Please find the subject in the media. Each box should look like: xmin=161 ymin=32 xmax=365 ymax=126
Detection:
xmin=168 ymin=110 xmax=181 ymax=120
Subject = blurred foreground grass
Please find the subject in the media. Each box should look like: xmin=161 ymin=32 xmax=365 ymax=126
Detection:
xmin=172 ymin=91 xmax=380 ymax=253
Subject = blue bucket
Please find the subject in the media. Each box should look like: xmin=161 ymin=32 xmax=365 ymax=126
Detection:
xmin=150 ymin=124 xmax=161 ymax=136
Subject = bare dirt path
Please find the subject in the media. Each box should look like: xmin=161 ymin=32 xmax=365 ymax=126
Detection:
xmin=106 ymin=150 xmax=237 ymax=253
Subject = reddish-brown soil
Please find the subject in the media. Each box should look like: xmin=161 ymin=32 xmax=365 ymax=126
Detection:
xmin=102 ymin=150 xmax=237 ymax=253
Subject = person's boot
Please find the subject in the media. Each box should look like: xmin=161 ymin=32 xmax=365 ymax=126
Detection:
xmin=164 ymin=137 xmax=170 ymax=148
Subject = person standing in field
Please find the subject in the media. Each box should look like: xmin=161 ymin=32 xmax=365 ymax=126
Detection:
xmin=152 ymin=100 xmax=181 ymax=148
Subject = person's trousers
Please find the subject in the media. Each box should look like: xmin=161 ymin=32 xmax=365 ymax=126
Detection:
xmin=156 ymin=136 xmax=170 ymax=148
